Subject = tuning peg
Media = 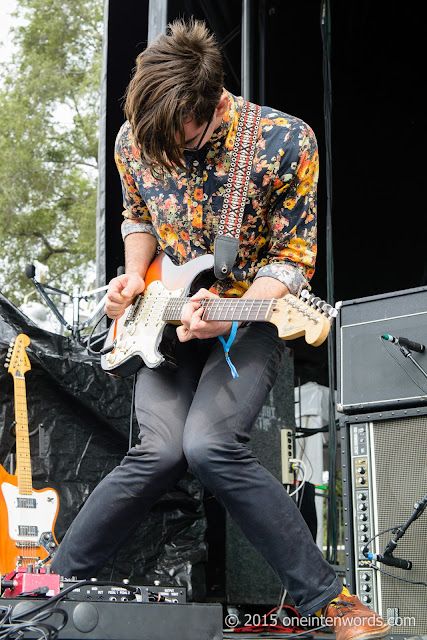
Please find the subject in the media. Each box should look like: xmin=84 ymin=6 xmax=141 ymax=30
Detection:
xmin=300 ymin=289 xmax=312 ymax=301
xmin=320 ymin=303 xmax=339 ymax=321
xmin=320 ymin=302 xmax=333 ymax=314
xmin=300 ymin=290 xmax=323 ymax=308
xmin=328 ymin=307 xmax=339 ymax=320
xmin=309 ymin=297 xmax=324 ymax=311
xmin=9 ymin=339 xmax=15 ymax=347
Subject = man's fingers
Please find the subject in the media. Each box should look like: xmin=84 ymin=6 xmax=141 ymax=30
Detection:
xmin=190 ymin=287 xmax=214 ymax=301
xmin=180 ymin=300 xmax=201 ymax=326
xmin=120 ymin=286 xmax=137 ymax=299
xmin=107 ymin=291 xmax=126 ymax=304
xmin=177 ymin=325 xmax=194 ymax=342
xmin=107 ymin=309 xmax=125 ymax=320
xmin=104 ymin=273 xmax=145 ymax=319
xmin=189 ymin=307 xmax=205 ymax=331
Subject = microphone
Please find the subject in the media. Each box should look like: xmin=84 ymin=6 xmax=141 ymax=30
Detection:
xmin=367 ymin=552 xmax=412 ymax=570
xmin=382 ymin=334 xmax=425 ymax=354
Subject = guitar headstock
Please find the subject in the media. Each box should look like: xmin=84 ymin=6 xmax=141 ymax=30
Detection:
xmin=270 ymin=292 xmax=338 ymax=346
xmin=4 ymin=334 xmax=31 ymax=378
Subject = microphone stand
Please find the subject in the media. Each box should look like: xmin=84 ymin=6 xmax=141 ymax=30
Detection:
xmin=380 ymin=493 xmax=427 ymax=564
xmin=397 ymin=344 xmax=427 ymax=381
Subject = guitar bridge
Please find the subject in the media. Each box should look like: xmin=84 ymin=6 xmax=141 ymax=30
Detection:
xmin=16 ymin=555 xmax=41 ymax=563
xmin=125 ymin=295 xmax=143 ymax=324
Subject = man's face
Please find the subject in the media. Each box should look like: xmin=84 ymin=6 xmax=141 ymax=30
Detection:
xmin=181 ymin=109 xmax=215 ymax=152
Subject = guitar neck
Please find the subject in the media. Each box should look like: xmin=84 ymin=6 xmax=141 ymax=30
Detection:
xmin=13 ymin=376 xmax=33 ymax=495
xmin=162 ymin=297 xmax=276 ymax=323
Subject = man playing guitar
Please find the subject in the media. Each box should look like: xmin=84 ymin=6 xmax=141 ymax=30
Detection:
xmin=51 ymin=19 xmax=389 ymax=639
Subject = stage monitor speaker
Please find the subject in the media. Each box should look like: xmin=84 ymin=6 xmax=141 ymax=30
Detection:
xmin=336 ymin=285 xmax=427 ymax=414
xmin=340 ymin=407 xmax=427 ymax=637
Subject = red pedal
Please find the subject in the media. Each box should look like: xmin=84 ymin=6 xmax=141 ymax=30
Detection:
xmin=2 ymin=566 xmax=60 ymax=598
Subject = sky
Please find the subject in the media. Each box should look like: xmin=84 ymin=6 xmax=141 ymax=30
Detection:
xmin=0 ymin=0 xmax=17 ymax=64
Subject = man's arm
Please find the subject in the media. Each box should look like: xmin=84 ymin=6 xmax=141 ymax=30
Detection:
xmin=240 ymin=276 xmax=289 ymax=301
xmin=104 ymin=232 xmax=158 ymax=319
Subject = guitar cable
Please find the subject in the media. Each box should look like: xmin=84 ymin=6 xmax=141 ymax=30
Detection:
xmin=0 ymin=604 xmax=68 ymax=640
xmin=85 ymin=313 xmax=114 ymax=356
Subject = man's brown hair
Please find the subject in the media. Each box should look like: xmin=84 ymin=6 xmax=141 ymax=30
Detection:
xmin=124 ymin=18 xmax=224 ymax=177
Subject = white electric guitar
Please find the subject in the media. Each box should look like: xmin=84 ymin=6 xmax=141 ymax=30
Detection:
xmin=101 ymin=252 xmax=337 ymax=378
xmin=0 ymin=334 xmax=59 ymax=574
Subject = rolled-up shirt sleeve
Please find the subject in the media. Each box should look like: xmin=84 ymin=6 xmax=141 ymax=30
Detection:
xmin=114 ymin=123 xmax=157 ymax=241
xmin=255 ymin=122 xmax=318 ymax=295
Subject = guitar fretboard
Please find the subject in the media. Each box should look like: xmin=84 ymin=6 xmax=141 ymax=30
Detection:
xmin=13 ymin=375 xmax=33 ymax=495
xmin=162 ymin=297 xmax=277 ymax=323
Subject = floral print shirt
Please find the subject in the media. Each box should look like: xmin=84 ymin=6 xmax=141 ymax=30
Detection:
xmin=115 ymin=91 xmax=318 ymax=297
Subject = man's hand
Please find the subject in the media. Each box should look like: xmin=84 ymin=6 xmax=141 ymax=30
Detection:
xmin=104 ymin=272 xmax=146 ymax=319
xmin=177 ymin=288 xmax=233 ymax=342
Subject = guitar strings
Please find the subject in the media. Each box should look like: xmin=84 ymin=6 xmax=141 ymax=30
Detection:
xmin=160 ymin=297 xmax=277 ymax=322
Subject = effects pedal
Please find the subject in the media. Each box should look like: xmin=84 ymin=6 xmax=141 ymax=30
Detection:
xmin=1 ymin=565 xmax=60 ymax=597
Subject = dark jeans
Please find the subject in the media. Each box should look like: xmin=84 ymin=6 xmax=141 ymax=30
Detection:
xmin=51 ymin=322 xmax=341 ymax=616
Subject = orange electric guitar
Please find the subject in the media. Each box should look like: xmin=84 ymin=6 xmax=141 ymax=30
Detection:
xmin=101 ymin=252 xmax=337 ymax=377
xmin=0 ymin=334 xmax=59 ymax=574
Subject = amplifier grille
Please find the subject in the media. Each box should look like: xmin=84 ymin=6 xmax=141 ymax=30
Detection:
xmin=372 ymin=415 xmax=427 ymax=634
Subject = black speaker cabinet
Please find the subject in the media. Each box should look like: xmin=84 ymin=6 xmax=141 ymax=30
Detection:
xmin=336 ymin=286 xmax=427 ymax=414
xmin=340 ymin=407 xmax=427 ymax=637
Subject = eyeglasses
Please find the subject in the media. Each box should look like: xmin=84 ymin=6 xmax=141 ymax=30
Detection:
xmin=183 ymin=109 xmax=215 ymax=152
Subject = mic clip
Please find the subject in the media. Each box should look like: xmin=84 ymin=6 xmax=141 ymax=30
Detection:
xmin=366 ymin=552 xmax=412 ymax=570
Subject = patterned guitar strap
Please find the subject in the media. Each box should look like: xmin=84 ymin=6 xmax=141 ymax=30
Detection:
xmin=214 ymin=100 xmax=262 ymax=280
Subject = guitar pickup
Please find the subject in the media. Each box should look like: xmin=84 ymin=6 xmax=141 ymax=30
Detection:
xmin=18 ymin=525 xmax=38 ymax=537
xmin=16 ymin=497 xmax=37 ymax=508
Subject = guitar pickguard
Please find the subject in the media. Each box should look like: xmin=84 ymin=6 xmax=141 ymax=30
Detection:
xmin=1 ymin=483 xmax=58 ymax=543
xmin=102 ymin=280 xmax=184 ymax=373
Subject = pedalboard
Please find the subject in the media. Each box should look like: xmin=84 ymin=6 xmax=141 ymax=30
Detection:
xmin=0 ymin=567 xmax=217 ymax=640
xmin=1 ymin=567 xmax=186 ymax=604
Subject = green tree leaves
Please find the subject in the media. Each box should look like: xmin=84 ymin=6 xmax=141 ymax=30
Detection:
xmin=0 ymin=0 xmax=103 ymax=306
